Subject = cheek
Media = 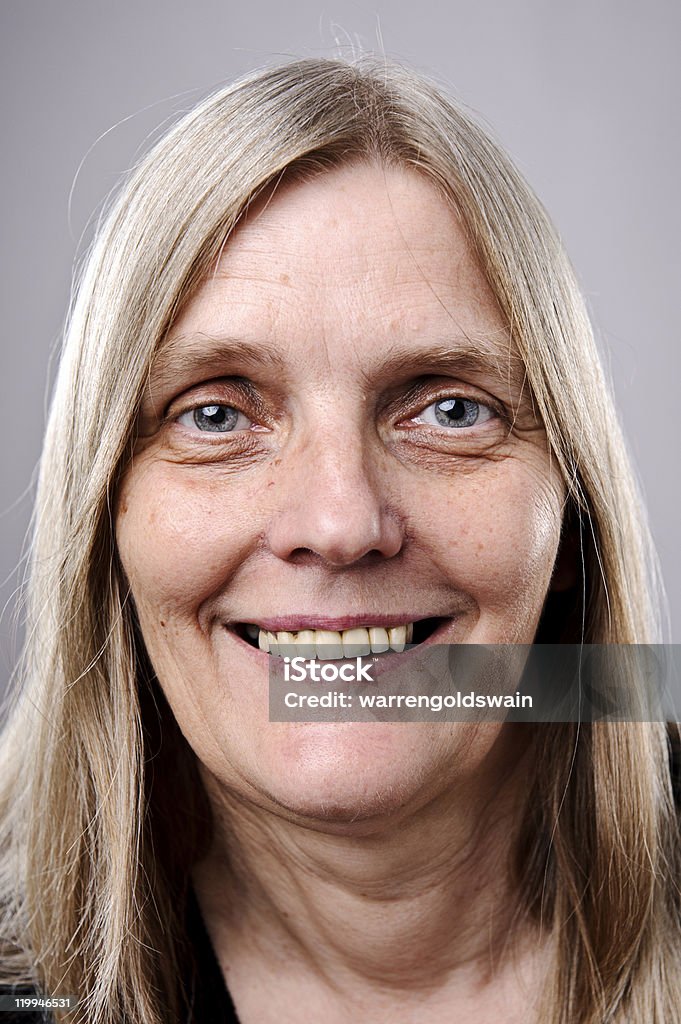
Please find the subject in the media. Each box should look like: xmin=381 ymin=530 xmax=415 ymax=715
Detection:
xmin=115 ymin=463 xmax=265 ymax=761
xmin=409 ymin=458 xmax=564 ymax=629
xmin=115 ymin=462 xmax=256 ymax=621
xmin=475 ymin=474 xmax=562 ymax=593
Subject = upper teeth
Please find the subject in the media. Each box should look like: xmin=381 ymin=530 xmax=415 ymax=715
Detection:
xmin=251 ymin=623 xmax=414 ymax=658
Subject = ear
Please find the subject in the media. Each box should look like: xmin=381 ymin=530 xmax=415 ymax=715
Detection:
xmin=550 ymin=521 xmax=580 ymax=593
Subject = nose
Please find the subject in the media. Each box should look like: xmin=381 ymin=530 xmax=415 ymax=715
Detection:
xmin=265 ymin=431 xmax=405 ymax=567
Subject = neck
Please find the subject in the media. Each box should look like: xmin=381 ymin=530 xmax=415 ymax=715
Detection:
xmin=192 ymin=726 xmax=549 ymax=1018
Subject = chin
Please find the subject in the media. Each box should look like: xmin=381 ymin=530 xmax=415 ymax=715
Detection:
xmin=263 ymin=778 xmax=422 ymax=832
xmin=236 ymin=720 xmax=469 ymax=831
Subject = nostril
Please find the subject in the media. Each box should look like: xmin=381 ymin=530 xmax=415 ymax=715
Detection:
xmin=287 ymin=547 xmax=321 ymax=563
xmin=285 ymin=546 xmax=392 ymax=568
xmin=284 ymin=547 xmax=332 ymax=569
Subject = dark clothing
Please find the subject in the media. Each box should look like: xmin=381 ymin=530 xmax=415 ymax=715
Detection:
xmin=183 ymin=887 xmax=239 ymax=1022
xmin=0 ymin=889 xmax=239 ymax=1023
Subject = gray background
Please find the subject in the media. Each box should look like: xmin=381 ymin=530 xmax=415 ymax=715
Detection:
xmin=1 ymin=0 xmax=679 ymax=696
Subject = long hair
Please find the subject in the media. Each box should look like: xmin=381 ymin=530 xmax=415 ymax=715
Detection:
xmin=0 ymin=57 xmax=678 ymax=1023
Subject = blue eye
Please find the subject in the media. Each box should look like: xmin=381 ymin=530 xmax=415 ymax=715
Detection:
xmin=414 ymin=397 xmax=494 ymax=429
xmin=177 ymin=404 xmax=253 ymax=433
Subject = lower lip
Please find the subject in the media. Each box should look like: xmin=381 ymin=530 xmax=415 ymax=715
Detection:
xmin=224 ymin=619 xmax=456 ymax=675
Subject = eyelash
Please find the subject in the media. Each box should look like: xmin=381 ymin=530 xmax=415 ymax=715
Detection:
xmin=173 ymin=393 xmax=500 ymax=443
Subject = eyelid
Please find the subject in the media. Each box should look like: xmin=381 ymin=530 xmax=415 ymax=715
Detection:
xmin=164 ymin=377 xmax=269 ymax=423
xmin=396 ymin=382 xmax=508 ymax=426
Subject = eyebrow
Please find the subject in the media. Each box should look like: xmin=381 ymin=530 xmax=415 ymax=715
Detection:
xmin=367 ymin=341 xmax=527 ymax=395
xmin=152 ymin=333 xmax=286 ymax=382
xmin=150 ymin=332 xmax=528 ymax=399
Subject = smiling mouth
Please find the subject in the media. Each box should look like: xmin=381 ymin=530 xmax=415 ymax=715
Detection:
xmin=233 ymin=619 xmax=444 ymax=659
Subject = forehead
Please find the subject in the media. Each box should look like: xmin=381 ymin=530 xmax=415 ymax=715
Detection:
xmin=159 ymin=162 xmax=521 ymax=385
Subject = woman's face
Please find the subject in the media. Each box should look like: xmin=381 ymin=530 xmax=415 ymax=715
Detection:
xmin=116 ymin=162 xmax=566 ymax=825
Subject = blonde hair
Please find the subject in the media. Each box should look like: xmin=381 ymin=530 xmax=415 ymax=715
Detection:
xmin=0 ymin=57 xmax=678 ymax=1023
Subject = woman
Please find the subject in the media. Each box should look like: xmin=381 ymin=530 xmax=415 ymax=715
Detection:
xmin=0 ymin=57 xmax=679 ymax=1023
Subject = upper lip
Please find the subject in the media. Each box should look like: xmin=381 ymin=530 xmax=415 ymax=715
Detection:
xmin=230 ymin=613 xmax=441 ymax=632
